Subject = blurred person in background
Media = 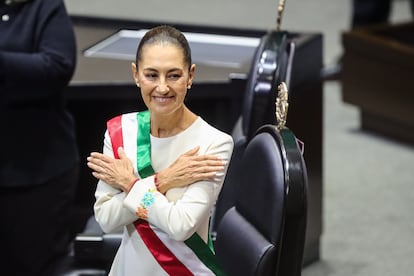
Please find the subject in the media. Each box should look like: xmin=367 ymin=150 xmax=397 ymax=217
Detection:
xmin=0 ymin=0 xmax=79 ymax=275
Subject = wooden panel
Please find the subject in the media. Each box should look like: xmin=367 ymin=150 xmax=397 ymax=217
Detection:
xmin=342 ymin=22 xmax=414 ymax=143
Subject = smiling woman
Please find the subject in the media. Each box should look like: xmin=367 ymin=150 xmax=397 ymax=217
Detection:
xmin=87 ymin=25 xmax=234 ymax=276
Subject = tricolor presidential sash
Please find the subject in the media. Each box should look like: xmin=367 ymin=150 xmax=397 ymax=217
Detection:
xmin=107 ymin=110 xmax=226 ymax=276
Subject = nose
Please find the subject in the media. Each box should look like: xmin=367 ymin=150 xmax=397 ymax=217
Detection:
xmin=157 ymin=84 xmax=169 ymax=93
xmin=156 ymin=78 xmax=169 ymax=93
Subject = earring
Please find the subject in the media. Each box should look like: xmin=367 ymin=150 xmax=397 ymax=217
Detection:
xmin=187 ymin=85 xmax=191 ymax=89
xmin=137 ymin=83 xmax=140 ymax=88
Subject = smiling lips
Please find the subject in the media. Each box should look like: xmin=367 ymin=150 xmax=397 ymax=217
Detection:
xmin=153 ymin=96 xmax=174 ymax=103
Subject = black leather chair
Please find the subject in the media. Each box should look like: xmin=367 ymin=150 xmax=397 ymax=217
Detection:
xmin=215 ymin=124 xmax=308 ymax=276
xmin=211 ymin=30 xmax=295 ymax=235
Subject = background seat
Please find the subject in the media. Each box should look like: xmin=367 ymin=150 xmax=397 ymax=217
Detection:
xmin=215 ymin=126 xmax=287 ymax=276
xmin=215 ymin=125 xmax=308 ymax=276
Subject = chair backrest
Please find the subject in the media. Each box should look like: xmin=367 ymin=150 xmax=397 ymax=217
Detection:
xmin=258 ymin=125 xmax=308 ymax=276
xmin=215 ymin=125 xmax=308 ymax=276
xmin=211 ymin=31 xmax=295 ymax=235
xmin=215 ymin=125 xmax=287 ymax=276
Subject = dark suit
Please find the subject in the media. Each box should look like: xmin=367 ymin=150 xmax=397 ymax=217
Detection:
xmin=0 ymin=0 xmax=79 ymax=274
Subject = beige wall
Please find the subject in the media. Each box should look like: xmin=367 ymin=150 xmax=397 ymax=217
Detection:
xmin=63 ymin=0 xmax=352 ymax=63
xmin=64 ymin=0 xmax=279 ymax=30
xmin=64 ymin=0 xmax=413 ymax=64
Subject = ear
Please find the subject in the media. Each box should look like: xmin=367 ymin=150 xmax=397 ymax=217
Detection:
xmin=131 ymin=62 xmax=140 ymax=87
xmin=187 ymin=64 xmax=196 ymax=89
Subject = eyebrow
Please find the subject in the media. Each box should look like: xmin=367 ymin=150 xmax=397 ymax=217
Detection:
xmin=143 ymin=67 xmax=183 ymax=73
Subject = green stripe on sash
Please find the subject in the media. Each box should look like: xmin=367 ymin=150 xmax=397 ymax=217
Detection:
xmin=136 ymin=111 xmax=155 ymax=177
xmin=185 ymin=234 xmax=226 ymax=276
xmin=136 ymin=110 xmax=226 ymax=276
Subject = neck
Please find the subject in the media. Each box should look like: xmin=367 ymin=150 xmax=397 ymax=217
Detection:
xmin=150 ymin=106 xmax=197 ymax=138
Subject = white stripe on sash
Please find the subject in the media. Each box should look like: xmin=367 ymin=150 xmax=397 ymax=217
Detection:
xmin=121 ymin=113 xmax=139 ymax=177
xmin=150 ymin=225 xmax=215 ymax=275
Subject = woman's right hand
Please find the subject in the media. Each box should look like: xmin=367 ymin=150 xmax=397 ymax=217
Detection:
xmin=156 ymin=146 xmax=225 ymax=194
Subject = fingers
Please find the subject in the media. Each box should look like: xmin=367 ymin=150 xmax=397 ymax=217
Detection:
xmin=174 ymin=149 xmax=225 ymax=176
xmin=178 ymin=158 xmax=225 ymax=182
xmin=86 ymin=160 xmax=103 ymax=173
xmin=91 ymin=171 xmax=105 ymax=181
xmin=91 ymin=170 xmax=116 ymax=185
xmin=188 ymin=163 xmax=225 ymax=175
xmin=180 ymin=147 xmax=223 ymax=165
xmin=87 ymin=156 xmax=105 ymax=172
xmin=179 ymin=169 xmax=219 ymax=186
xmin=194 ymin=171 xmax=218 ymax=181
xmin=117 ymin=147 xmax=127 ymax=160
xmin=89 ymin=152 xmax=113 ymax=163
xmin=87 ymin=152 xmax=116 ymax=181
xmin=87 ymin=159 xmax=109 ymax=182
xmin=190 ymin=155 xmax=224 ymax=168
xmin=183 ymin=146 xmax=200 ymax=156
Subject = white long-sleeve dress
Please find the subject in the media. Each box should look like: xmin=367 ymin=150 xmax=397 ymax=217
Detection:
xmin=94 ymin=112 xmax=233 ymax=276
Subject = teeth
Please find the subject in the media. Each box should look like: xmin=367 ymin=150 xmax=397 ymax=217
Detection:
xmin=154 ymin=97 xmax=171 ymax=103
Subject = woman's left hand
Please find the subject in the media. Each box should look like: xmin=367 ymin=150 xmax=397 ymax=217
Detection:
xmin=87 ymin=147 xmax=137 ymax=192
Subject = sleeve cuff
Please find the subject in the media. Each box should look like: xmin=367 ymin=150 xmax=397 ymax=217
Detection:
xmin=123 ymin=175 xmax=158 ymax=219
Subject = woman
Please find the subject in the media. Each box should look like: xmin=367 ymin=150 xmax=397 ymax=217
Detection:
xmin=87 ymin=25 xmax=233 ymax=276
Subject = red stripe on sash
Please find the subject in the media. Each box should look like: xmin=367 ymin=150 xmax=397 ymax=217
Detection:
xmin=134 ymin=220 xmax=194 ymax=276
xmin=107 ymin=115 xmax=124 ymax=159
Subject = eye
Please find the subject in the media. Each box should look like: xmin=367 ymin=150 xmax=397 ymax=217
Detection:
xmin=168 ymin=74 xmax=181 ymax=80
xmin=145 ymin=73 xmax=158 ymax=80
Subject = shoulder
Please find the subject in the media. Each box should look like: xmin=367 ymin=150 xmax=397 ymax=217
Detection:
xmin=11 ymin=0 xmax=64 ymax=23
xmin=107 ymin=111 xmax=139 ymax=124
xmin=31 ymin=0 xmax=65 ymax=13
xmin=197 ymin=117 xmax=234 ymax=147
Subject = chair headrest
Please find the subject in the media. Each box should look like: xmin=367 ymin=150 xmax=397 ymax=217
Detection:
xmin=241 ymin=31 xmax=293 ymax=141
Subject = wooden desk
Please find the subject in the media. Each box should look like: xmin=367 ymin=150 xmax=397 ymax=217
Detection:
xmin=342 ymin=22 xmax=414 ymax=144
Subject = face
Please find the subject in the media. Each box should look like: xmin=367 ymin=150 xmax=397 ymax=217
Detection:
xmin=132 ymin=44 xmax=195 ymax=117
